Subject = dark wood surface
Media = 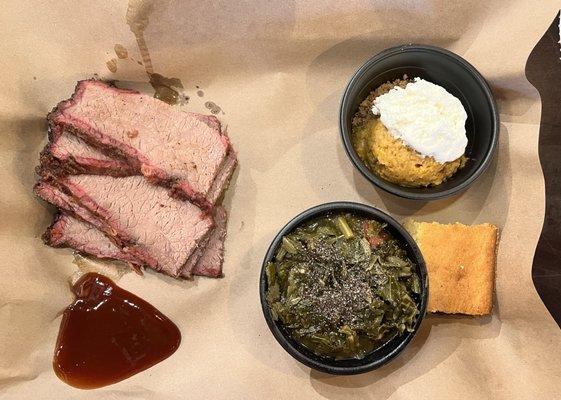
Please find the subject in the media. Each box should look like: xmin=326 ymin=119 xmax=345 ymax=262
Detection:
xmin=526 ymin=12 xmax=561 ymax=328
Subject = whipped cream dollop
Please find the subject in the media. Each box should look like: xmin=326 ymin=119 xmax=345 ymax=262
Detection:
xmin=371 ymin=78 xmax=468 ymax=163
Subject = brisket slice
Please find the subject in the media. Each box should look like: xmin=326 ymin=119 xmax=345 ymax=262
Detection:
xmin=40 ymin=127 xmax=238 ymax=205
xmin=39 ymin=125 xmax=135 ymax=177
xmin=188 ymin=205 xmax=227 ymax=278
xmin=35 ymin=175 xmax=213 ymax=277
xmin=202 ymin=148 xmax=237 ymax=205
xmin=35 ymin=181 xmax=158 ymax=269
xmin=49 ymin=80 xmax=230 ymax=211
xmin=44 ymin=210 xmax=227 ymax=278
xmin=44 ymin=213 xmax=142 ymax=266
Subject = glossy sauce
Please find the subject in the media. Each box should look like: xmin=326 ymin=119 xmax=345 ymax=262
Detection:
xmin=53 ymin=273 xmax=181 ymax=389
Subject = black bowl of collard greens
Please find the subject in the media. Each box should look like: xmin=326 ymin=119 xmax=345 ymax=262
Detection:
xmin=259 ymin=202 xmax=428 ymax=375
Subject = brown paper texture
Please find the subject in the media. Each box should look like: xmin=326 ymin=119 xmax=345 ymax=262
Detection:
xmin=1 ymin=1 xmax=561 ymax=399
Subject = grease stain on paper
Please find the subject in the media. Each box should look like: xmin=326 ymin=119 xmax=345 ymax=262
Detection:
xmin=126 ymin=0 xmax=155 ymax=73
xmin=204 ymin=101 xmax=223 ymax=115
xmin=106 ymin=59 xmax=118 ymax=73
xmin=150 ymin=73 xmax=185 ymax=105
xmin=72 ymin=254 xmax=129 ymax=285
xmin=126 ymin=0 xmax=184 ymax=105
xmin=124 ymin=0 xmax=223 ymax=110
xmin=114 ymin=44 xmax=129 ymax=59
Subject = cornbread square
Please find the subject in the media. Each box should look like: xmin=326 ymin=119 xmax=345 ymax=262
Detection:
xmin=404 ymin=220 xmax=499 ymax=315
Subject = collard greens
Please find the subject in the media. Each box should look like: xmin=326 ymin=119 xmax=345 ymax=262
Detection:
xmin=266 ymin=213 xmax=421 ymax=360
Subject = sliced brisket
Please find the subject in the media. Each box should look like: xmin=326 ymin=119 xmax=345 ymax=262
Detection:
xmin=40 ymin=127 xmax=238 ymax=204
xmin=36 ymin=180 xmax=158 ymax=269
xmin=205 ymin=149 xmax=237 ymax=205
xmin=39 ymin=125 xmax=135 ymax=177
xmin=44 ymin=213 xmax=142 ymax=266
xmin=35 ymin=175 xmax=213 ymax=277
xmin=190 ymin=205 xmax=227 ymax=278
xmin=49 ymin=80 xmax=230 ymax=210
xmin=44 ymin=211 xmax=226 ymax=278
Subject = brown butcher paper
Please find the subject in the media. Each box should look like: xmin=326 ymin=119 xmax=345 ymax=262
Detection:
xmin=1 ymin=1 xmax=560 ymax=399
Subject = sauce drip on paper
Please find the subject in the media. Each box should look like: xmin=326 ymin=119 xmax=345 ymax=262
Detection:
xmin=53 ymin=273 xmax=181 ymax=389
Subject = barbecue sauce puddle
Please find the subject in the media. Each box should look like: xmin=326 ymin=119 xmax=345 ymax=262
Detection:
xmin=53 ymin=273 xmax=181 ymax=389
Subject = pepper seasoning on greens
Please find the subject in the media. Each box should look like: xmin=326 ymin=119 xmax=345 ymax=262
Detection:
xmin=265 ymin=213 xmax=421 ymax=360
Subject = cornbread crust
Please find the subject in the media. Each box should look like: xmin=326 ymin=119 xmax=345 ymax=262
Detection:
xmin=404 ymin=220 xmax=499 ymax=315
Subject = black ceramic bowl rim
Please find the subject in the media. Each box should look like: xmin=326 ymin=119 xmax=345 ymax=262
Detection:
xmin=339 ymin=44 xmax=499 ymax=200
xmin=259 ymin=202 xmax=428 ymax=375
